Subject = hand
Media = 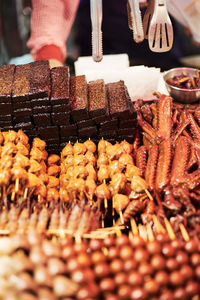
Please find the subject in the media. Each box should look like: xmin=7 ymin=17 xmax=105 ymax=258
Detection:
xmin=48 ymin=59 xmax=64 ymax=69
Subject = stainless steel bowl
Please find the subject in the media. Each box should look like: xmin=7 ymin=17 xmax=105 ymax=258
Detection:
xmin=163 ymin=67 xmax=200 ymax=104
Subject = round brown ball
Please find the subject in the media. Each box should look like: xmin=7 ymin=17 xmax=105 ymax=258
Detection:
xmin=180 ymin=264 xmax=194 ymax=280
xmin=91 ymin=251 xmax=106 ymax=264
xmin=185 ymin=239 xmax=199 ymax=254
xmin=151 ymin=254 xmax=166 ymax=270
xmin=134 ymin=248 xmax=149 ymax=263
xmin=110 ymin=259 xmax=124 ymax=274
xmin=162 ymin=244 xmax=175 ymax=257
xmin=146 ymin=241 xmax=161 ymax=255
xmin=89 ymin=239 xmax=102 ymax=251
xmin=117 ymin=284 xmax=132 ymax=299
xmin=130 ymin=236 xmax=145 ymax=248
xmin=119 ymin=245 xmax=133 ymax=260
xmin=94 ymin=262 xmax=110 ymax=278
xmin=114 ymin=272 xmax=128 ymax=286
xmin=124 ymin=258 xmax=138 ymax=272
xmin=169 ymin=271 xmax=185 ymax=286
xmin=99 ymin=278 xmax=116 ymax=292
xmin=190 ymin=253 xmax=200 ymax=266
xmin=128 ymin=271 xmax=143 ymax=286
xmin=108 ymin=247 xmax=120 ymax=260
xmin=166 ymin=258 xmax=179 ymax=271
xmin=138 ymin=262 xmax=154 ymax=276
xmin=130 ymin=287 xmax=147 ymax=300
xmin=174 ymin=287 xmax=188 ymax=300
xmin=155 ymin=271 xmax=169 ymax=286
xmin=176 ymin=251 xmax=189 ymax=265
xmin=185 ymin=280 xmax=199 ymax=296
xmin=144 ymin=279 xmax=160 ymax=295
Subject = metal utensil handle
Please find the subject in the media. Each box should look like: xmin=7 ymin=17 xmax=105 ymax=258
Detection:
xmin=128 ymin=0 xmax=144 ymax=43
xmin=90 ymin=0 xmax=103 ymax=62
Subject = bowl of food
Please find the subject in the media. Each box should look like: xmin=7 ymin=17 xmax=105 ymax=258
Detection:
xmin=163 ymin=67 xmax=200 ymax=103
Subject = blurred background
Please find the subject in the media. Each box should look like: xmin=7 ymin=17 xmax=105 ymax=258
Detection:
xmin=0 ymin=0 xmax=200 ymax=71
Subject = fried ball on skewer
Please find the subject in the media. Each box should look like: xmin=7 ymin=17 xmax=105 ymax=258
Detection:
xmin=85 ymin=164 xmax=97 ymax=181
xmin=47 ymin=176 xmax=60 ymax=188
xmin=29 ymin=159 xmax=42 ymax=174
xmin=59 ymin=188 xmax=70 ymax=203
xmin=0 ymin=169 xmax=11 ymax=186
xmin=106 ymin=144 xmax=123 ymax=160
xmin=125 ymin=165 xmax=141 ymax=181
xmin=97 ymin=153 xmax=109 ymax=168
xmin=110 ymin=173 xmax=127 ymax=194
xmin=47 ymin=188 xmax=59 ymax=203
xmin=119 ymin=153 xmax=134 ymax=167
xmin=85 ymin=179 xmax=97 ymax=200
xmin=73 ymin=166 xmax=88 ymax=179
xmin=14 ymin=153 xmax=30 ymax=169
xmin=16 ymin=142 xmax=29 ymax=156
xmin=131 ymin=175 xmax=148 ymax=193
xmin=48 ymin=165 xmax=61 ymax=177
xmin=3 ymin=130 xmax=18 ymax=144
xmin=30 ymin=147 xmax=43 ymax=161
xmin=73 ymin=154 xmax=87 ymax=166
xmin=61 ymin=143 xmax=73 ymax=160
xmin=96 ymin=183 xmax=111 ymax=200
xmin=1 ymin=142 xmax=17 ymax=156
xmin=109 ymin=160 xmax=124 ymax=177
xmin=17 ymin=129 xmax=29 ymax=146
xmin=85 ymin=151 xmax=96 ymax=167
xmin=98 ymin=139 xmax=112 ymax=153
xmin=113 ymin=194 xmax=130 ymax=214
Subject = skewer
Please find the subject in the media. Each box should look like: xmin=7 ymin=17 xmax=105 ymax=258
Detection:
xmin=101 ymin=214 xmax=104 ymax=228
xmin=11 ymin=191 xmax=15 ymax=201
xmin=102 ymin=247 xmax=108 ymax=256
xmin=112 ymin=198 xmax=115 ymax=225
xmin=146 ymin=223 xmax=154 ymax=242
xmin=15 ymin=178 xmax=19 ymax=193
xmin=119 ymin=210 xmax=124 ymax=224
xmin=152 ymin=215 xmax=166 ymax=234
xmin=23 ymin=188 xmax=28 ymax=200
xmin=103 ymin=180 xmax=108 ymax=210
xmin=179 ymin=223 xmax=190 ymax=242
xmin=138 ymin=224 xmax=147 ymax=241
xmin=131 ymin=218 xmax=138 ymax=235
xmin=75 ymin=233 xmax=82 ymax=244
xmin=164 ymin=218 xmax=176 ymax=240
xmin=144 ymin=189 xmax=153 ymax=201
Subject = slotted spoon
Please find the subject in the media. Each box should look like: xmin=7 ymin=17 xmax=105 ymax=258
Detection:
xmin=143 ymin=0 xmax=155 ymax=39
xmin=148 ymin=0 xmax=174 ymax=52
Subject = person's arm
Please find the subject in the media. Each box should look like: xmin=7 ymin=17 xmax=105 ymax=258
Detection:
xmin=27 ymin=0 xmax=79 ymax=66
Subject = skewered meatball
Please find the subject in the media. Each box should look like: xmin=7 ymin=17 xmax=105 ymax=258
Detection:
xmin=74 ymin=154 xmax=87 ymax=166
xmin=85 ymin=164 xmax=97 ymax=181
xmin=125 ymin=165 xmax=141 ymax=181
xmin=47 ymin=188 xmax=59 ymax=202
xmin=47 ymin=176 xmax=60 ymax=188
xmin=12 ymin=166 xmax=28 ymax=181
xmin=85 ymin=151 xmax=96 ymax=166
xmin=85 ymin=179 xmax=97 ymax=199
xmin=48 ymin=165 xmax=61 ymax=177
xmin=61 ymin=143 xmax=73 ymax=158
xmin=27 ymin=173 xmax=43 ymax=188
xmin=0 ymin=169 xmax=11 ymax=186
xmin=29 ymin=159 xmax=42 ymax=173
xmin=4 ymin=130 xmax=18 ymax=144
xmin=1 ymin=142 xmax=17 ymax=156
xmin=73 ymin=166 xmax=88 ymax=179
xmin=119 ymin=153 xmax=134 ymax=167
xmin=106 ymin=144 xmax=123 ymax=160
xmin=98 ymin=139 xmax=110 ymax=153
xmin=16 ymin=142 xmax=29 ymax=156
xmin=30 ymin=147 xmax=43 ymax=162
xmin=14 ymin=153 xmax=30 ymax=168
xmin=131 ymin=176 xmax=148 ymax=193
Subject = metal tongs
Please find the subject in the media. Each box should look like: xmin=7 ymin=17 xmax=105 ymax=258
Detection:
xmin=127 ymin=0 xmax=144 ymax=43
xmin=90 ymin=0 xmax=103 ymax=62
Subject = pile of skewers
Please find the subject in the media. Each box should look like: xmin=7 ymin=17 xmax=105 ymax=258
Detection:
xmin=0 ymin=217 xmax=199 ymax=300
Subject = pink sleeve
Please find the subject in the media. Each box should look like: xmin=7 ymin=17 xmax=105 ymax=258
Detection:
xmin=27 ymin=0 xmax=80 ymax=61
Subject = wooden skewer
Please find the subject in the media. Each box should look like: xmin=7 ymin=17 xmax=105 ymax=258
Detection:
xmin=152 ymin=215 xmax=166 ymax=234
xmin=179 ymin=223 xmax=190 ymax=242
xmin=104 ymin=198 xmax=108 ymax=209
xmin=23 ymin=188 xmax=28 ymax=200
xmin=116 ymin=228 xmax=122 ymax=237
xmin=138 ymin=224 xmax=147 ymax=241
xmin=96 ymin=225 xmax=125 ymax=232
xmin=119 ymin=211 xmax=124 ymax=224
xmin=112 ymin=198 xmax=115 ymax=225
xmin=131 ymin=218 xmax=138 ymax=235
xmin=164 ymin=218 xmax=176 ymax=240
xmin=11 ymin=191 xmax=15 ymax=201
xmin=15 ymin=178 xmax=19 ymax=193
xmin=75 ymin=233 xmax=82 ymax=244
xmin=144 ymin=189 xmax=153 ymax=201
xmin=102 ymin=247 xmax=108 ymax=256
xmin=101 ymin=215 xmax=104 ymax=228
xmin=146 ymin=223 xmax=154 ymax=242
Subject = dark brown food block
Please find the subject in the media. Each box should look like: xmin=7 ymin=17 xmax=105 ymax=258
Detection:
xmin=106 ymin=80 xmax=132 ymax=119
xmin=78 ymin=126 xmax=97 ymax=138
xmin=31 ymin=98 xmax=50 ymax=107
xmin=100 ymin=119 xmax=118 ymax=130
xmin=29 ymin=60 xmax=50 ymax=99
xmin=118 ymin=128 xmax=134 ymax=135
xmin=50 ymin=66 xmax=69 ymax=103
xmin=88 ymin=79 xmax=108 ymax=118
xmin=1 ymin=126 xmax=13 ymax=131
xmin=0 ymin=121 xmax=12 ymax=128
xmin=25 ymin=128 xmax=37 ymax=137
xmin=32 ymin=105 xmax=51 ymax=114
xmin=14 ymin=108 xmax=32 ymax=117
xmin=0 ymin=114 xmax=12 ymax=121
xmin=70 ymin=75 xmax=88 ymax=122
xmin=99 ymin=129 xmax=117 ymax=139
xmin=13 ymin=101 xmax=32 ymax=110
xmin=33 ymin=114 xmax=51 ymax=126
xmin=14 ymin=122 xmax=33 ymax=130
xmin=0 ymin=103 xmax=12 ymax=114
xmin=77 ymin=119 xmax=95 ymax=129
xmin=52 ymin=112 xmax=70 ymax=125
xmin=117 ymin=135 xmax=135 ymax=143
xmin=45 ymin=136 xmax=59 ymax=143
xmin=12 ymin=63 xmax=31 ymax=102
xmin=38 ymin=126 xmax=59 ymax=139
xmin=52 ymin=104 xmax=70 ymax=113
xmin=60 ymin=136 xmax=77 ymax=144
xmin=119 ymin=118 xmax=137 ymax=129
xmin=14 ymin=115 xmax=31 ymax=124
xmin=0 ymin=64 xmax=15 ymax=103
xmin=60 ymin=124 xmax=77 ymax=137
xmin=92 ymin=114 xmax=110 ymax=124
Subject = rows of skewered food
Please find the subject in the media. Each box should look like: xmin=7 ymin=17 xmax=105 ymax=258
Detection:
xmin=60 ymin=139 xmax=155 ymax=225
xmin=0 ymin=204 xmax=100 ymax=236
xmin=0 ymin=223 xmax=199 ymax=300
xmin=134 ymin=93 xmax=200 ymax=231
xmin=0 ymin=129 xmax=155 ymax=230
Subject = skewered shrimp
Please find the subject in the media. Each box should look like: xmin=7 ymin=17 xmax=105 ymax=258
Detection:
xmin=85 ymin=151 xmax=96 ymax=166
xmin=119 ymin=153 xmax=134 ymax=167
xmin=73 ymin=166 xmax=88 ymax=179
xmin=29 ymin=159 xmax=42 ymax=174
xmin=73 ymin=142 xmax=87 ymax=155
xmin=48 ymin=165 xmax=61 ymax=177
xmin=97 ymin=165 xmax=110 ymax=182
xmin=16 ymin=142 xmax=29 ymax=156
xmin=110 ymin=173 xmax=127 ymax=194
xmin=47 ymin=154 xmax=60 ymax=166
xmin=131 ymin=175 xmax=148 ymax=193
xmin=106 ymin=143 xmax=123 ymax=160
xmin=85 ymin=164 xmax=97 ymax=181
xmin=113 ymin=193 xmax=129 ymax=214
xmin=120 ymin=140 xmax=133 ymax=154
xmin=14 ymin=153 xmax=30 ymax=168
xmin=125 ymin=165 xmax=141 ymax=181
xmin=32 ymin=137 xmax=46 ymax=151
xmin=73 ymin=154 xmax=87 ymax=166
xmin=61 ymin=143 xmax=73 ymax=159
xmin=84 ymin=140 xmax=96 ymax=153
xmin=98 ymin=139 xmax=111 ymax=153
xmin=17 ymin=130 xmax=29 ymax=146
xmin=1 ymin=142 xmax=17 ymax=156
xmin=97 ymin=153 xmax=109 ymax=168
xmin=30 ymin=147 xmax=43 ymax=161
xmin=95 ymin=183 xmax=111 ymax=200
xmin=109 ymin=160 xmax=124 ymax=177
